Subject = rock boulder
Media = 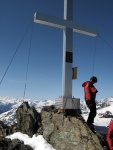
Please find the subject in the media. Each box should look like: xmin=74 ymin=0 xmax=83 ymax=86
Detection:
xmin=16 ymin=101 xmax=41 ymax=137
xmin=40 ymin=105 xmax=104 ymax=150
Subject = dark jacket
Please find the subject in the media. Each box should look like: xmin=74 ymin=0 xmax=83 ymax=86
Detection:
xmin=82 ymin=81 xmax=98 ymax=101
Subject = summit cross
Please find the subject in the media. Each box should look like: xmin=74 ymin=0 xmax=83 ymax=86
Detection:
xmin=34 ymin=0 xmax=97 ymax=109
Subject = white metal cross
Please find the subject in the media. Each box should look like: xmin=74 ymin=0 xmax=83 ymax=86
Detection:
xmin=34 ymin=0 xmax=97 ymax=100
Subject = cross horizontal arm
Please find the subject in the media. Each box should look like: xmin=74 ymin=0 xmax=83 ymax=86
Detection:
xmin=34 ymin=12 xmax=97 ymax=37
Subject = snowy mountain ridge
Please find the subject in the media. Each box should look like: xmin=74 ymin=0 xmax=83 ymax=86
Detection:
xmin=0 ymin=96 xmax=113 ymax=126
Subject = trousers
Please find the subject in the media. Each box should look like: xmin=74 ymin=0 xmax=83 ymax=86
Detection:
xmin=86 ymin=100 xmax=96 ymax=124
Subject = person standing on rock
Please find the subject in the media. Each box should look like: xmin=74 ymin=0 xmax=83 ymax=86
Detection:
xmin=82 ymin=76 xmax=98 ymax=128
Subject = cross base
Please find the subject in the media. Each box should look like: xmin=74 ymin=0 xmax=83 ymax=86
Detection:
xmin=55 ymin=97 xmax=80 ymax=110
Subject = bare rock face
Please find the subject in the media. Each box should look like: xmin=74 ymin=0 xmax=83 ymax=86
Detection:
xmin=16 ymin=101 xmax=41 ymax=137
xmin=0 ymin=138 xmax=33 ymax=150
xmin=40 ymin=106 xmax=104 ymax=150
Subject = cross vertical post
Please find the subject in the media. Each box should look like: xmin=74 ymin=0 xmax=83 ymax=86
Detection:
xmin=62 ymin=0 xmax=73 ymax=98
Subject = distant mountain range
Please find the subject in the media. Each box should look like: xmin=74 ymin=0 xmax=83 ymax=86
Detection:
xmin=0 ymin=96 xmax=113 ymax=126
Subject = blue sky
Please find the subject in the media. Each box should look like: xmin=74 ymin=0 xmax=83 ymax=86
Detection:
xmin=0 ymin=0 xmax=113 ymax=101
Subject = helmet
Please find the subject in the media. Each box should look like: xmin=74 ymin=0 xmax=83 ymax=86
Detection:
xmin=90 ymin=76 xmax=98 ymax=83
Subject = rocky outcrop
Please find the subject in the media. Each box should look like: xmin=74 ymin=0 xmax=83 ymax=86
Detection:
xmin=16 ymin=101 xmax=41 ymax=137
xmin=0 ymin=102 xmax=109 ymax=150
xmin=39 ymin=105 xmax=104 ymax=150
